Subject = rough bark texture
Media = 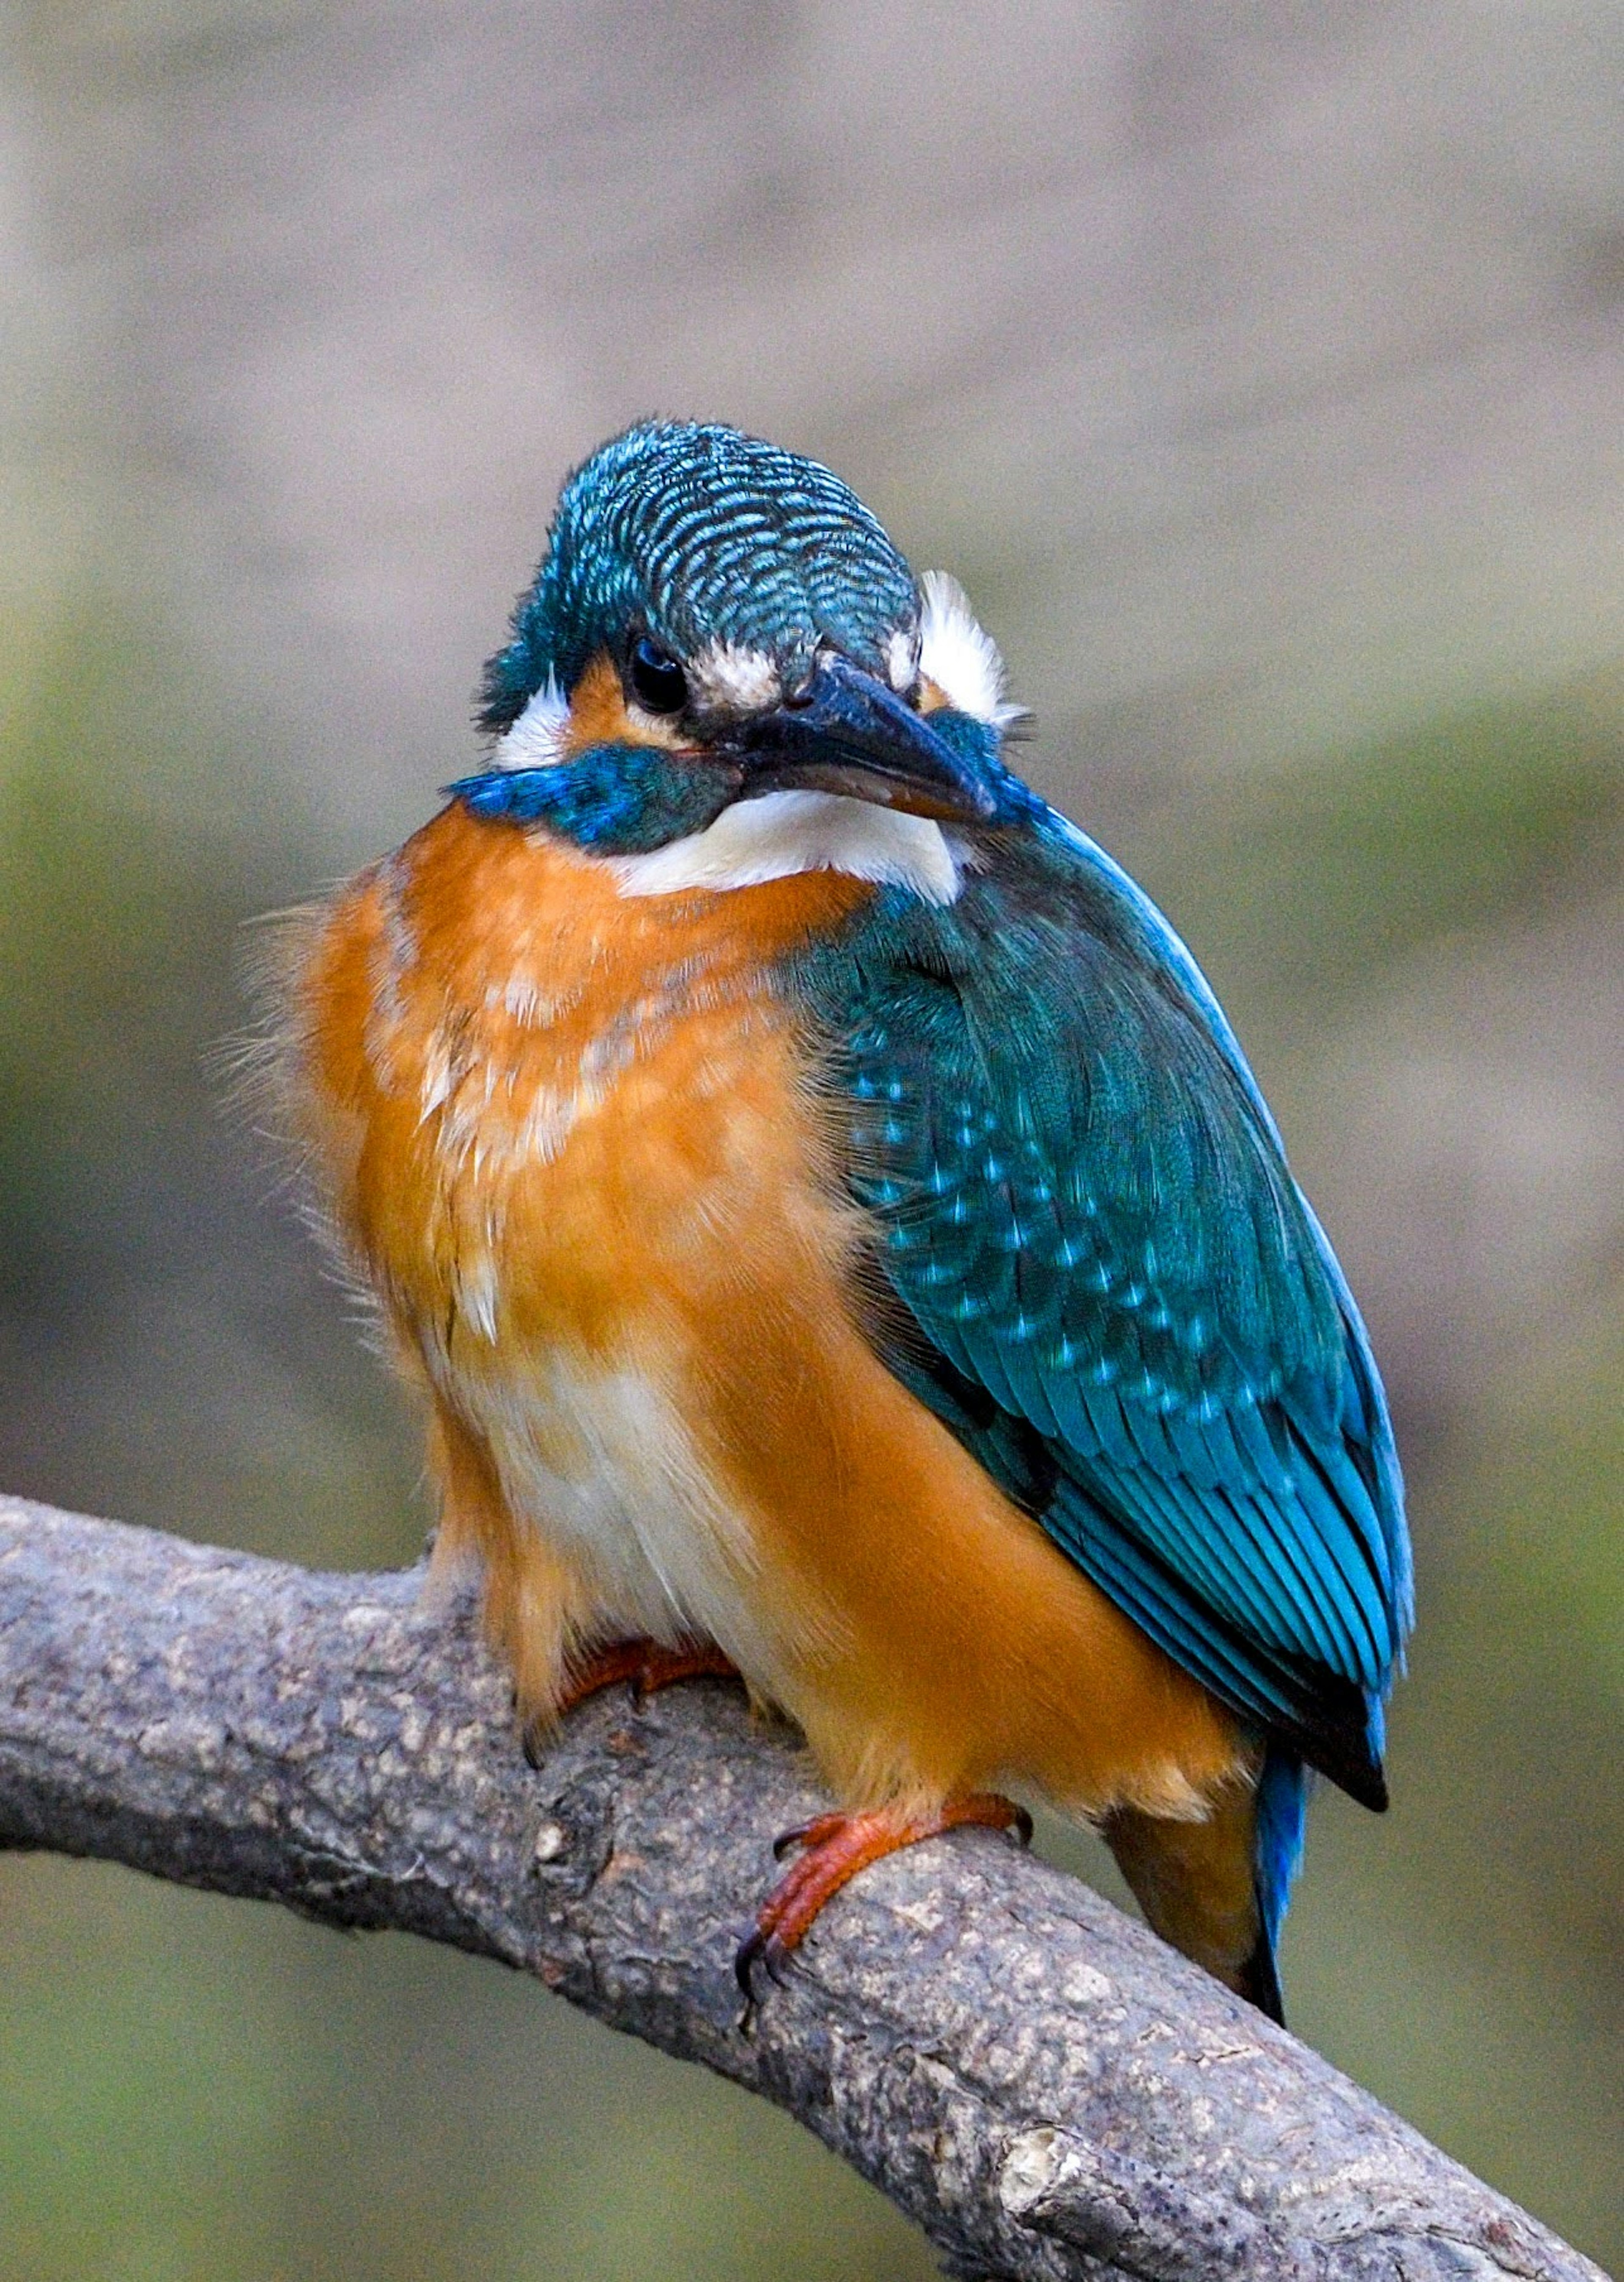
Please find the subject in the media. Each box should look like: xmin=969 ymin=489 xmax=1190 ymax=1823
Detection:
xmin=0 ymin=1495 xmax=1604 ymax=2282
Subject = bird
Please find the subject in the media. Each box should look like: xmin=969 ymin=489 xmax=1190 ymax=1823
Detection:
xmin=277 ymin=417 xmax=1410 ymax=2025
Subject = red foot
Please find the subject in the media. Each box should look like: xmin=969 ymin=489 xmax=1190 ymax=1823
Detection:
xmin=735 ymin=1792 xmax=1032 ymax=2005
xmin=562 ymin=1635 xmax=740 ymax=1712
xmin=523 ymin=1637 xmax=740 ymax=1767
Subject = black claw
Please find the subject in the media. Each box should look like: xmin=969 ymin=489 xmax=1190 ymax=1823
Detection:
xmin=1011 ymin=1805 xmax=1034 ymax=1848
xmin=771 ymin=1820 xmax=816 ymax=1861
xmin=735 ymin=1928 xmax=765 ymax=2003
xmin=733 ymin=1925 xmax=791 ymax=2029
xmin=522 ymin=1722 xmax=546 ymax=1772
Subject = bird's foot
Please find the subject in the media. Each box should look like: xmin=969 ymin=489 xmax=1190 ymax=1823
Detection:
xmin=523 ymin=1638 xmax=740 ymax=1767
xmin=735 ymin=1792 xmax=1031 ymax=2011
xmin=561 ymin=1635 xmax=741 ymax=1712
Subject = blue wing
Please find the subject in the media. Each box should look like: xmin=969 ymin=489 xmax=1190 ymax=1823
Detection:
xmin=798 ymin=810 xmax=1411 ymax=1805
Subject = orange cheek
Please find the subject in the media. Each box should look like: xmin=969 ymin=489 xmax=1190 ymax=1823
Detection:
xmin=917 ymin=674 xmax=951 ymax=713
xmin=562 ymin=649 xmax=686 ymax=755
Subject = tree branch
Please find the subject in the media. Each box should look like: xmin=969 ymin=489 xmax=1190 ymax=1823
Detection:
xmin=0 ymin=1495 xmax=1602 ymax=2282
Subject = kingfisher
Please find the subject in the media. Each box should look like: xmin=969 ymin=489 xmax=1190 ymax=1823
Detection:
xmin=280 ymin=419 xmax=1410 ymax=2024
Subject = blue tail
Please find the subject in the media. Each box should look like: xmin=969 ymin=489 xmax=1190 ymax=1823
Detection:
xmin=1240 ymin=1748 xmax=1309 ymax=2025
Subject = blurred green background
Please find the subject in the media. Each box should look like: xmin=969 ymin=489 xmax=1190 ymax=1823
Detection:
xmin=1 ymin=5 xmax=1619 ymax=2277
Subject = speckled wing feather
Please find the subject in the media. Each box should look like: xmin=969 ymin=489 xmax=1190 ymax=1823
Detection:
xmin=801 ymin=817 xmax=1410 ymax=1803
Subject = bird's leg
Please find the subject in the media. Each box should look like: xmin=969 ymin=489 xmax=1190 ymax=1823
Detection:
xmin=735 ymin=1793 xmax=1031 ymax=2005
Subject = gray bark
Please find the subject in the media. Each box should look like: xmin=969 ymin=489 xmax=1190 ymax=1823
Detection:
xmin=0 ymin=1494 xmax=1605 ymax=2282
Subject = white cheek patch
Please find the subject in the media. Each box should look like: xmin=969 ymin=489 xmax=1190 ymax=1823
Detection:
xmin=496 ymin=673 xmax=569 ymax=768
xmin=609 ymin=788 xmax=965 ymax=906
xmin=918 ymin=570 xmax=1025 ymax=730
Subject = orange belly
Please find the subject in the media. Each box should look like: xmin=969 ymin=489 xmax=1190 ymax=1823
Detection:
xmin=278 ymin=802 xmax=1248 ymax=1834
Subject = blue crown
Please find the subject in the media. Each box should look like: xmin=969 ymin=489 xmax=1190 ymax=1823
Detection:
xmin=479 ymin=420 xmax=921 ymax=730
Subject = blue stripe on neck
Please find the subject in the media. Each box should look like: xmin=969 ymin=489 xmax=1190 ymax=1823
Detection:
xmin=446 ymin=746 xmax=740 ymax=854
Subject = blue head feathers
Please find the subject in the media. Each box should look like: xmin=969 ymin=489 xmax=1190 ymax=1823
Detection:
xmin=480 ymin=420 xmax=922 ymax=726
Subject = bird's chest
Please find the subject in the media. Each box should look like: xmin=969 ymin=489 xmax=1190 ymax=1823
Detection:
xmin=315 ymin=812 xmax=872 ymax=1629
xmin=405 ymin=949 xmax=808 ymax=1353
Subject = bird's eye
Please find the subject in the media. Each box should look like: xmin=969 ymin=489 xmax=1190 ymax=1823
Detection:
xmin=628 ymin=636 xmax=688 ymax=715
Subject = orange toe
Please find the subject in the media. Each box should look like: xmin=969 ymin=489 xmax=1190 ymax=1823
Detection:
xmin=524 ymin=1637 xmax=741 ymax=1764
xmin=736 ymin=1792 xmax=1031 ymax=2004
xmin=562 ymin=1635 xmax=740 ymax=1712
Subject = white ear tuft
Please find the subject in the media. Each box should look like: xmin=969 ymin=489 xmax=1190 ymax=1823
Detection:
xmin=496 ymin=672 xmax=568 ymax=768
xmin=917 ymin=570 xmax=1025 ymax=730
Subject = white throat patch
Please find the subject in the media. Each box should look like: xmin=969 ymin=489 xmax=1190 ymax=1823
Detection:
xmin=917 ymin=570 xmax=1025 ymax=730
xmin=609 ymin=788 xmax=965 ymax=905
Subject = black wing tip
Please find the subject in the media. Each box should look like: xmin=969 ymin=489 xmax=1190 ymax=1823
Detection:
xmin=1284 ymin=1669 xmax=1388 ymax=1812
xmin=1302 ymin=1720 xmax=1388 ymax=1813
xmin=1301 ymin=1735 xmax=1388 ymax=1814
xmin=1355 ymin=1760 xmax=1390 ymax=1814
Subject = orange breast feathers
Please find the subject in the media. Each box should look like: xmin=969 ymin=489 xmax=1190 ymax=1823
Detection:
xmin=280 ymin=801 xmax=880 ymax=1705
xmin=287 ymin=799 xmax=872 ymax=1350
xmin=277 ymin=800 xmax=1246 ymax=1854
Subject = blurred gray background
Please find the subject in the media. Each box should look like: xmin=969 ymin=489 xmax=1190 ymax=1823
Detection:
xmin=1 ymin=3 xmax=1619 ymax=2276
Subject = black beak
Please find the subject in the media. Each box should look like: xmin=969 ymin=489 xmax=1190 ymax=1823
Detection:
xmin=723 ymin=655 xmax=996 ymax=824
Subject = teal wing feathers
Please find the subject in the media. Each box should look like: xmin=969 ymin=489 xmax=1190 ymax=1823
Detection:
xmin=801 ymin=821 xmax=1410 ymax=1803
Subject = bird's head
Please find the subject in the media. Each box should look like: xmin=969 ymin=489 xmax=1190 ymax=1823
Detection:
xmin=452 ymin=421 xmax=1030 ymax=901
